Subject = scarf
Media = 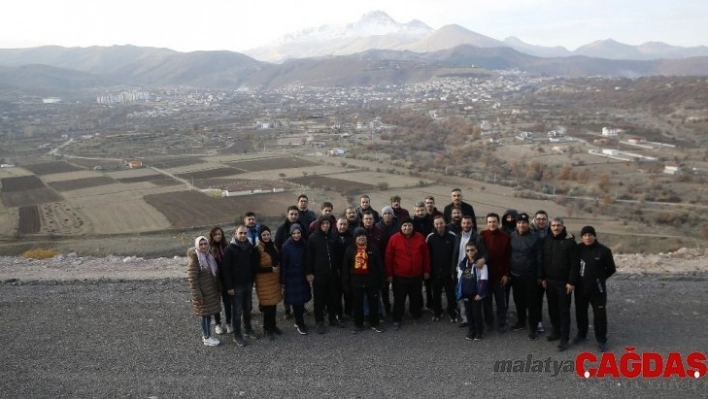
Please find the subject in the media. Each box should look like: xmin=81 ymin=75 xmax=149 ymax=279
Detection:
xmin=194 ymin=236 xmax=218 ymax=277
xmin=354 ymin=245 xmax=369 ymax=275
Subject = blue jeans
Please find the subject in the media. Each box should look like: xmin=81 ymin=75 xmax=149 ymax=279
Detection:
xmin=230 ymin=285 xmax=253 ymax=336
xmin=200 ymin=315 xmax=212 ymax=338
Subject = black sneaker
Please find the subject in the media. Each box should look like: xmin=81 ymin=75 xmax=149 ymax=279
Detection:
xmin=571 ymin=335 xmax=587 ymax=345
xmin=466 ymin=332 xmax=475 ymax=341
xmin=598 ymin=342 xmax=608 ymax=352
xmin=316 ymin=322 xmax=326 ymax=334
xmin=546 ymin=333 xmax=561 ymax=342
xmin=264 ymin=331 xmax=275 ymax=341
xmin=371 ymin=326 xmax=384 ymax=333
xmin=272 ymin=326 xmax=283 ymax=336
xmin=528 ymin=331 xmax=539 ymax=341
xmin=474 ymin=334 xmax=483 ymax=341
xmin=232 ymin=334 xmax=246 ymax=347
xmin=295 ymin=324 xmax=308 ymax=335
xmin=243 ymin=329 xmax=259 ymax=340
xmin=392 ymin=322 xmax=401 ymax=330
xmin=558 ymin=341 xmax=569 ymax=352
xmin=511 ymin=322 xmax=525 ymax=332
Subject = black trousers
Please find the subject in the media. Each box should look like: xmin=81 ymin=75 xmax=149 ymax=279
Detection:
xmin=352 ymin=285 xmax=380 ymax=328
xmin=575 ymin=287 xmax=608 ymax=344
xmin=511 ymin=274 xmax=540 ymax=332
xmin=483 ymin=280 xmax=507 ymax=327
xmin=262 ymin=305 xmax=277 ymax=332
xmin=392 ymin=275 xmax=423 ymax=323
xmin=381 ymin=282 xmax=391 ymax=314
xmin=213 ymin=287 xmax=232 ymax=325
xmin=292 ymin=304 xmax=306 ymax=328
xmin=313 ymin=275 xmax=339 ymax=324
xmin=464 ymin=296 xmax=484 ymax=336
xmin=537 ymin=284 xmax=546 ymax=323
xmin=432 ymin=274 xmax=457 ymax=318
xmin=545 ymin=279 xmax=571 ymax=341
xmin=424 ymin=278 xmax=433 ymax=308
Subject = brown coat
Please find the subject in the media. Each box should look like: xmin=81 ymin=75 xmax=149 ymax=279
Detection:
xmin=255 ymin=242 xmax=283 ymax=306
xmin=187 ymin=249 xmax=222 ymax=316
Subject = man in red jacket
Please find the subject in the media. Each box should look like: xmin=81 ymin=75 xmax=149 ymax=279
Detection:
xmin=385 ymin=218 xmax=431 ymax=330
xmin=479 ymin=213 xmax=511 ymax=332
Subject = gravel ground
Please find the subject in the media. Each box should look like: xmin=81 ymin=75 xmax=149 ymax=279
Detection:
xmin=1 ymin=265 xmax=706 ymax=397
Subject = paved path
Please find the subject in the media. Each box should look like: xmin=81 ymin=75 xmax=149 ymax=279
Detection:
xmin=1 ymin=274 xmax=706 ymax=397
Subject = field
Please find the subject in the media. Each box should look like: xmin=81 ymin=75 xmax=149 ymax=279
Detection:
xmin=47 ymin=177 xmax=117 ymax=192
xmin=176 ymin=168 xmax=241 ymax=180
xmin=23 ymin=161 xmax=84 ymax=175
xmin=18 ymin=206 xmax=40 ymax=234
xmin=38 ymin=202 xmax=86 ymax=234
xmin=143 ymin=190 xmax=300 ymax=228
xmin=147 ymin=158 xmax=205 ymax=169
xmin=115 ymin=174 xmax=178 ymax=184
xmin=78 ymin=199 xmax=172 ymax=234
xmin=226 ymin=156 xmax=318 ymax=172
xmin=1 ymin=175 xmax=46 ymax=192
xmin=1 ymin=176 xmax=64 ymax=207
xmin=40 ymin=170 xmax=106 ymax=183
xmin=65 ymin=158 xmax=124 ymax=169
xmin=289 ymin=175 xmax=376 ymax=194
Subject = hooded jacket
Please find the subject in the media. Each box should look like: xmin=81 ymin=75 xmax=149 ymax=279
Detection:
xmin=501 ymin=209 xmax=518 ymax=235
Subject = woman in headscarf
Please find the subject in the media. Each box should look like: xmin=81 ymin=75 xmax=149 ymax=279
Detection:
xmin=255 ymin=225 xmax=283 ymax=339
xmin=280 ymin=224 xmax=312 ymax=335
xmin=187 ymin=236 xmax=222 ymax=346
xmin=209 ymin=226 xmax=231 ymax=335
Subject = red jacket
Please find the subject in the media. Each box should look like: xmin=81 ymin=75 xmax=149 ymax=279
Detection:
xmin=385 ymin=232 xmax=430 ymax=278
xmin=479 ymin=229 xmax=511 ymax=284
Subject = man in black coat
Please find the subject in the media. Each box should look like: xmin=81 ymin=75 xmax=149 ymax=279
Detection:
xmin=306 ymin=216 xmax=341 ymax=333
xmin=443 ymin=188 xmax=477 ymax=231
xmin=222 ymin=225 xmax=260 ymax=346
xmin=574 ymin=226 xmax=616 ymax=352
xmin=541 ymin=217 xmax=579 ymax=351
xmin=426 ymin=215 xmax=458 ymax=322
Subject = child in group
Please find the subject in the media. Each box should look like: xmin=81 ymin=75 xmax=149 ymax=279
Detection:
xmin=457 ymin=242 xmax=488 ymax=341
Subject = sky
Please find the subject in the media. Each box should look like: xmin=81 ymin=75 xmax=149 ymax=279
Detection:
xmin=2 ymin=0 xmax=706 ymax=53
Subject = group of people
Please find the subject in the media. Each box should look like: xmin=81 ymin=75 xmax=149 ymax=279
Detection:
xmin=187 ymin=189 xmax=616 ymax=353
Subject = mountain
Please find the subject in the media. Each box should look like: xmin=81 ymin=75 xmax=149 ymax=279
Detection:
xmin=0 ymin=64 xmax=115 ymax=92
xmin=406 ymin=24 xmax=506 ymax=53
xmin=244 ymin=11 xmax=433 ymax=62
xmin=504 ymin=36 xmax=571 ymax=58
xmin=573 ymin=39 xmax=708 ymax=60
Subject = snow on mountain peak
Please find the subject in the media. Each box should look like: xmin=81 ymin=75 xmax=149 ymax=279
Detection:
xmin=278 ymin=10 xmax=433 ymax=44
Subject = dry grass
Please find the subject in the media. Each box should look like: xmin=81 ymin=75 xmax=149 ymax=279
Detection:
xmin=21 ymin=248 xmax=58 ymax=259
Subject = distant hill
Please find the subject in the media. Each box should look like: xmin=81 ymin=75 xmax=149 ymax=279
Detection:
xmin=1 ymin=44 xmax=708 ymax=92
xmin=406 ymin=24 xmax=506 ymax=53
xmin=0 ymin=64 xmax=114 ymax=92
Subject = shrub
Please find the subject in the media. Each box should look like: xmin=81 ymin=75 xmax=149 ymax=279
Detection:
xmin=22 ymin=248 xmax=59 ymax=259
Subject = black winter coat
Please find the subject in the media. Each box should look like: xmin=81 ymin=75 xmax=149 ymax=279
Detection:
xmin=342 ymin=244 xmax=385 ymax=289
xmin=577 ymin=241 xmax=616 ymax=295
xmin=542 ymin=229 xmax=579 ymax=284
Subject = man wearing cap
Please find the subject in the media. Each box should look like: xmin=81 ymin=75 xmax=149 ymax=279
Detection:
xmin=342 ymin=227 xmax=386 ymax=334
xmin=390 ymin=195 xmax=410 ymax=221
xmin=541 ymin=217 xmax=578 ymax=352
xmin=385 ymin=217 xmax=431 ymax=329
xmin=509 ymin=213 xmax=543 ymax=340
xmin=574 ymin=226 xmax=616 ymax=352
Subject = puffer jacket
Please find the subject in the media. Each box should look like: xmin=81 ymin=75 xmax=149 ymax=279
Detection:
xmin=187 ymin=249 xmax=222 ymax=316
xmin=255 ymin=242 xmax=283 ymax=306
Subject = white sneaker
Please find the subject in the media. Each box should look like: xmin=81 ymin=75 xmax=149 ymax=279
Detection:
xmin=202 ymin=336 xmax=220 ymax=346
xmin=226 ymin=324 xmax=234 ymax=334
xmin=214 ymin=324 xmax=225 ymax=335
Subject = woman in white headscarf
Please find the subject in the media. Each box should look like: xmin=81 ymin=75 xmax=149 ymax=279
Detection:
xmin=187 ymin=236 xmax=222 ymax=346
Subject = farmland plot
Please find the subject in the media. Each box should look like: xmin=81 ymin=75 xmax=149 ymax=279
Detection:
xmin=226 ymin=157 xmax=318 ymax=172
xmin=1 ymin=176 xmax=63 ymax=207
xmin=18 ymin=206 xmax=40 ymax=234
xmin=78 ymin=199 xmax=172 ymax=234
xmin=41 ymin=170 xmax=106 ymax=183
xmin=23 ymin=161 xmax=84 ymax=175
xmin=48 ymin=177 xmax=117 ymax=192
xmin=38 ymin=202 xmax=86 ymax=234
